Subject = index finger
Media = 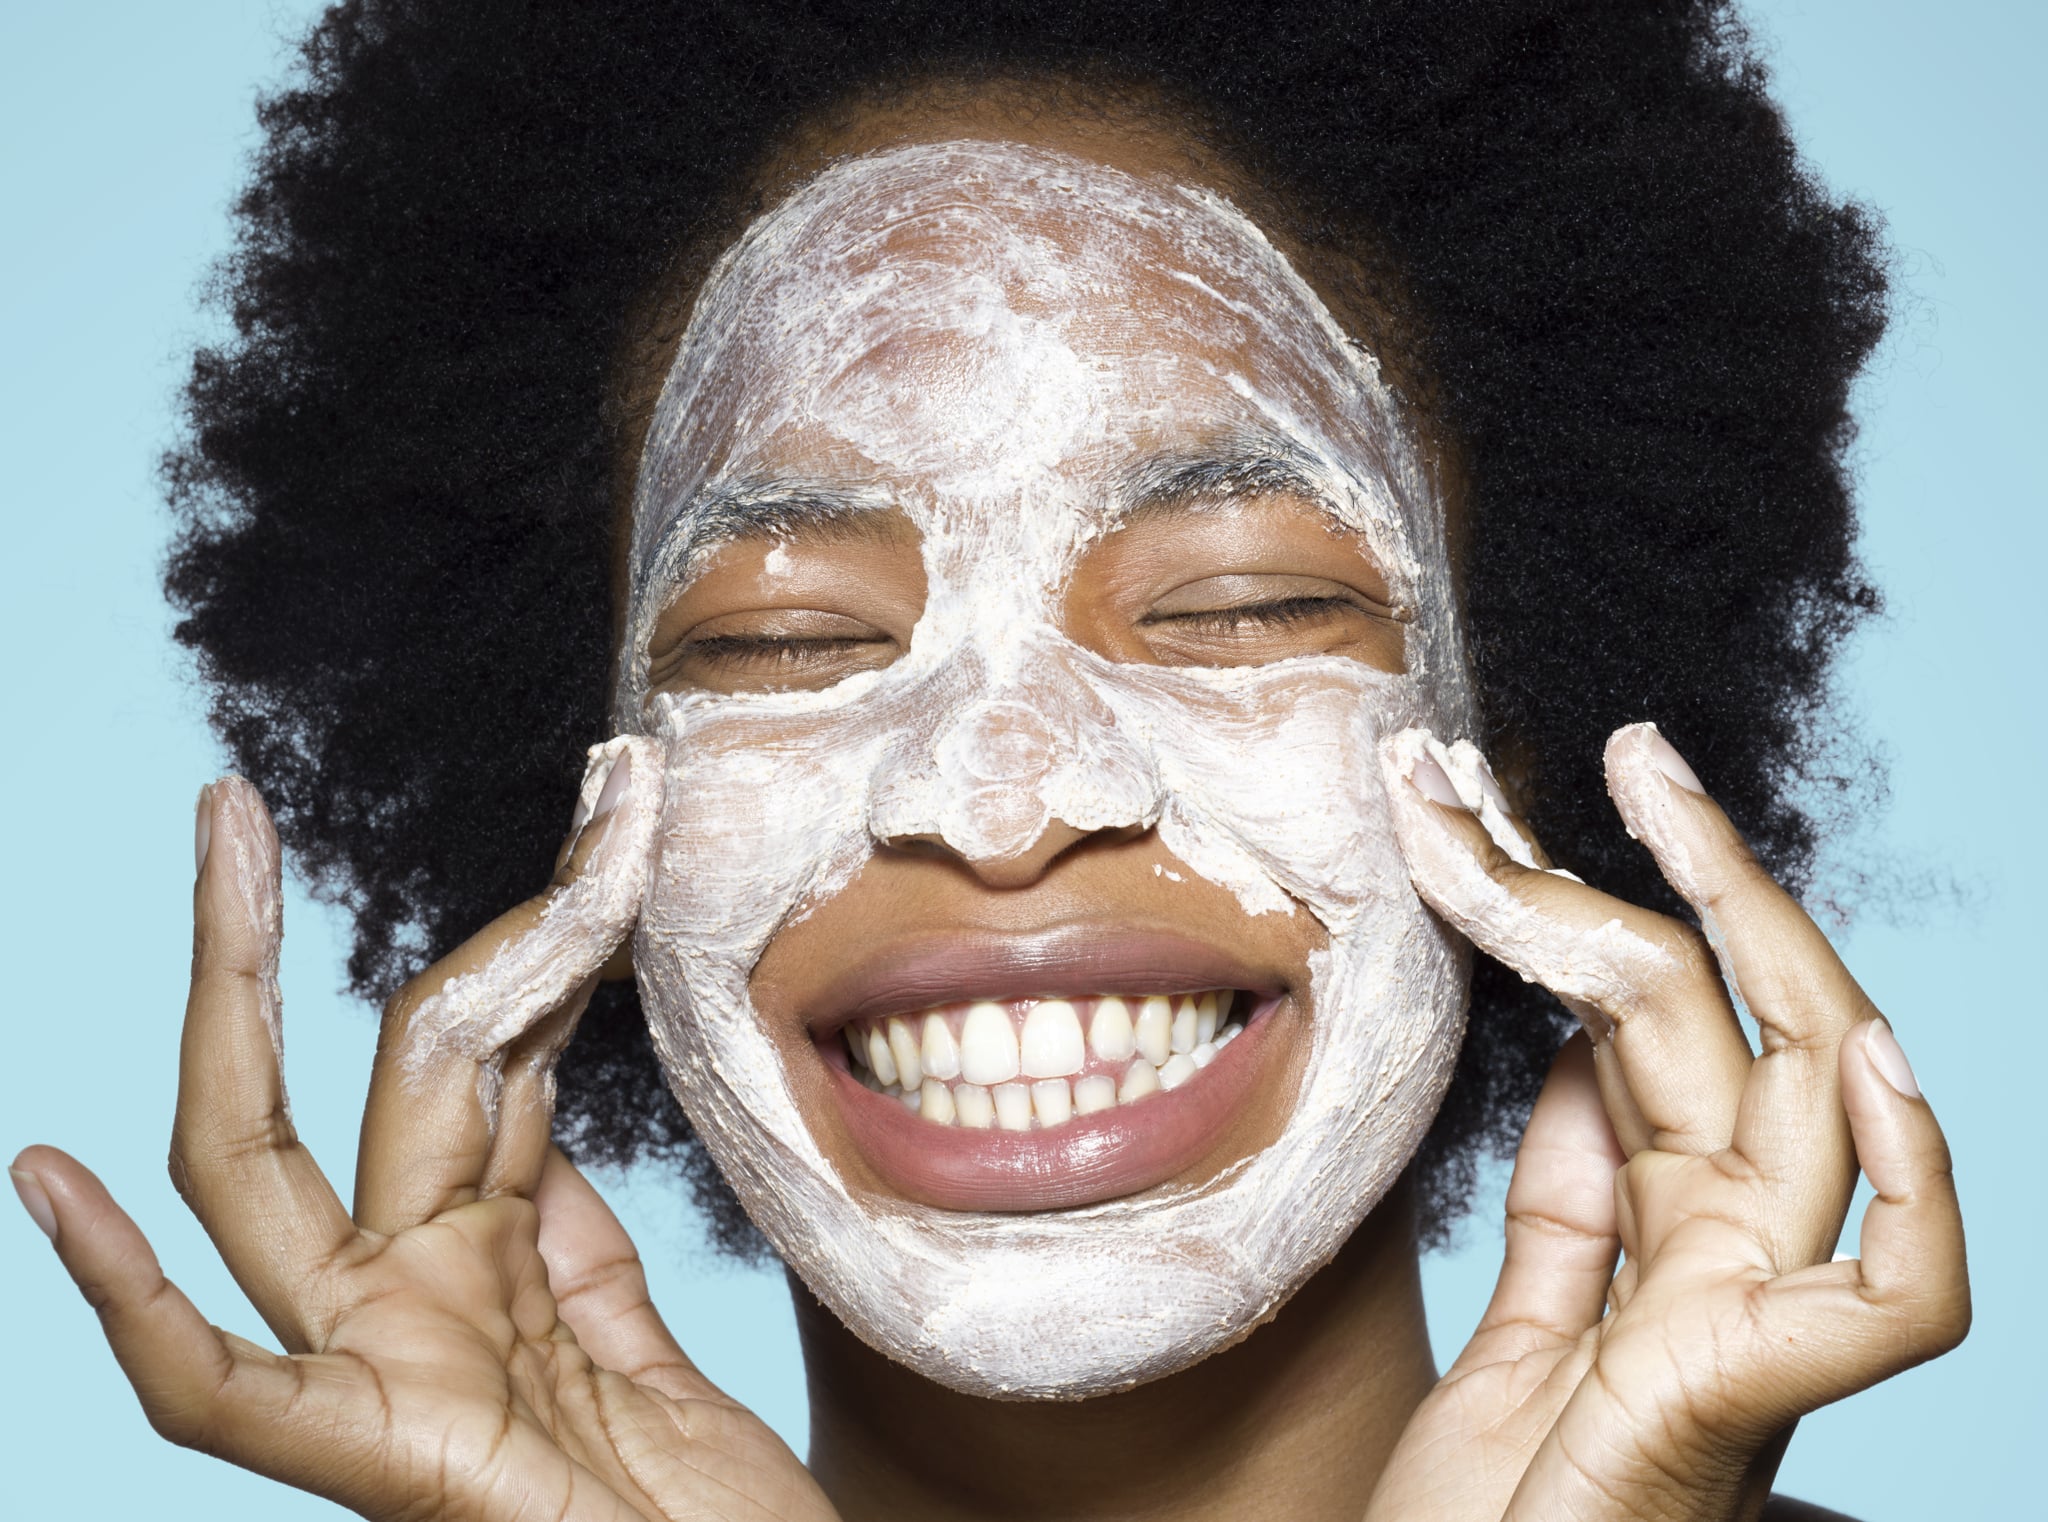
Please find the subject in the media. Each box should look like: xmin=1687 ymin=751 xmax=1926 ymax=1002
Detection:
xmin=1603 ymin=723 xmax=1866 ymax=1254
xmin=353 ymin=737 xmax=660 ymax=1235
xmin=171 ymin=778 xmax=356 ymax=1348
xmin=1381 ymin=728 xmax=1754 ymax=1157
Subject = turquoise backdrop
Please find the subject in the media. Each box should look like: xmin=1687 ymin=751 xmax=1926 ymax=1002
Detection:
xmin=3 ymin=2 xmax=2038 ymax=1514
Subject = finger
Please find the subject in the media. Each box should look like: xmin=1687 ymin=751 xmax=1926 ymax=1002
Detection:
xmin=1737 ymin=1020 xmax=1969 ymax=1427
xmin=532 ymin=1147 xmax=719 ymax=1404
xmin=1460 ymin=1035 xmax=1625 ymax=1367
xmin=478 ymin=976 xmax=597 ymax=1201
xmin=11 ymin=1146 xmax=304 ymax=1453
xmin=356 ymin=736 xmax=660 ymax=1235
xmin=1605 ymin=724 xmax=1865 ymax=1249
xmin=1382 ymin=728 xmax=1752 ymax=1156
xmin=1837 ymin=1020 xmax=1969 ymax=1366
xmin=172 ymin=779 xmax=356 ymax=1349
xmin=1441 ymin=738 xmax=1555 ymax=870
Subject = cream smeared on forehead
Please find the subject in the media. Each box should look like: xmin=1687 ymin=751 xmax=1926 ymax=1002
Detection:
xmin=619 ymin=141 xmax=1478 ymax=1397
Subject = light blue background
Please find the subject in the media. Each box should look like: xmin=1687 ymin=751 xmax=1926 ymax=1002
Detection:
xmin=2 ymin=2 xmax=2038 ymax=1514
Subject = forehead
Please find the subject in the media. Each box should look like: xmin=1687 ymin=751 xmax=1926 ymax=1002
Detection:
xmin=640 ymin=140 xmax=1378 ymax=502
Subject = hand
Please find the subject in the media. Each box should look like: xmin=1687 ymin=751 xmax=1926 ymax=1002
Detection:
xmin=1362 ymin=723 xmax=1969 ymax=1522
xmin=12 ymin=747 xmax=837 ymax=1522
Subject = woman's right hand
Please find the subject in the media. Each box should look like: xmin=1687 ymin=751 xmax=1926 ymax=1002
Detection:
xmin=11 ymin=753 xmax=836 ymax=1522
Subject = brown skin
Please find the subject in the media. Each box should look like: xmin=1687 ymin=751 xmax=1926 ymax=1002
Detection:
xmin=10 ymin=84 xmax=1963 ymax=1522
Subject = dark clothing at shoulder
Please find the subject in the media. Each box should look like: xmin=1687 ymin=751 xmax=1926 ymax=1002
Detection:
xmin=1765 ymin=1497 xmax=1860 ymax=1522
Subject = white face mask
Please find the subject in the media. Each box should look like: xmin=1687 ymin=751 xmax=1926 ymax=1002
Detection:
xmin=617 ymin=141 xmax=1477 ymax=1399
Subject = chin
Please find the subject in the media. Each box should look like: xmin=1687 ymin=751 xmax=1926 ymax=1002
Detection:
xmin=635 ymin=887 xmax=1470 ymax=1400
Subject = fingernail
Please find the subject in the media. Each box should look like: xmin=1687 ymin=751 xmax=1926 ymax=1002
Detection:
xmin=1409 ymin=749 xmax=1468 ymax=809
xmin=1472 ymin=754 xmax=1513 ymax=816
xmin=590 ymin=748 xmax=632 ymax=822
xmin=194 ymin=784 xmax=214 ymax=878
xmin=1864 ymin=1019 xmax=1921 ymax=1099
xmin=10 ymin=1167 xmax=56 ymax=1240
xmin=1647 ymin=730 xmax=1706 ymax=794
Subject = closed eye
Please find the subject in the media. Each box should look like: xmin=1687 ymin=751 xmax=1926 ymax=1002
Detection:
xmin=648 ymin=614 xmax=902 ymax=693
xmin=1140 ymin=594 xmax=1400 ymax=633
xmin=682 ymin=632 xmax=893 ymax=666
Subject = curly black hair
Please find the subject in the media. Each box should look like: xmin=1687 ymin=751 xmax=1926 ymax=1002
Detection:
xmin=164 ymin=0 xmax=1886 ymax=1258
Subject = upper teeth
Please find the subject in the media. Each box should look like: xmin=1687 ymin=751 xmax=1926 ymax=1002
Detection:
xmin=840 ymin=993 xmax=1244 ymax=1130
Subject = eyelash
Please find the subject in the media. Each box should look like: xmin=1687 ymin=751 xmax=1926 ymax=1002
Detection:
xmin=682 ymin=633 xmax=888 ymax=668
xmin=683 ymin=598 xmax=1379 ymax=667
xmin=1143 ymin=596 xmax=1372 ymax=633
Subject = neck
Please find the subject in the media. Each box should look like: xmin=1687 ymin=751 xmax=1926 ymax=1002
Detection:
xmin=796 ymin=1178 xmax=1437 ymax=1522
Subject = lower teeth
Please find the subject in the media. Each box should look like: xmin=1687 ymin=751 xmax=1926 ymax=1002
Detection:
xmin=860 ymin=1023 xmax=1244 ymax=1131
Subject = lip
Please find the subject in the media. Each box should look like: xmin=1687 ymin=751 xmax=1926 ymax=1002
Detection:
xmin=827 ymin=999 xmax=1282 ymax=1210
xmin=800 ymin=923 xmax=1288 ymax=1036
xmin=791 ymin=922 xmax=1296 ymax=1211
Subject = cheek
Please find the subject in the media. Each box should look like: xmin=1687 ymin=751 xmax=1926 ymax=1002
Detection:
xmin=1113 ymin=663 xmax=1412 ymax=931
xmin=642 ymin=710 xmax=879 ymax=968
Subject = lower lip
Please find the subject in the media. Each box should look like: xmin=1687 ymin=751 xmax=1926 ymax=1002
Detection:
xmin=825 ymin=1005 xmax=1281 ymax=1212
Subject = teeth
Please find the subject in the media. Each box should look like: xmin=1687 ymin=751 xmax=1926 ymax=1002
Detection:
xmin=1119 ymin=1057 xmax=1161 ymax=1102
xmin=1088 ymin=996 xmax=1135 ymax=1062
xmin=953 ymin=1083 xmax=995 ymax=1128
xmin=887 ymin=1018 xmax=922 ymax=1090
xmin=960 ymin=1002 xmax=1021 ymax=1086
xmin=1031 ymin=1078 xmax=1073 ymax=1126
xmin=921 ymin=1013 xmax=961 ymax=1080
xmin=846 ymin=994 xmax=1252 ymax=1130
xmin=993 ymin=1082 xmax=1034 ymax=1131
xmin=1135 ymin=996 xmax=1173 ymax=1066
xmin=865 ymin=1026 xmax=898 ymax=1087
xmin=1020 ymin=999 xmax=1085 ymax=1078
xmin=1073 ymin=1074 xmax=1118 ymax=1114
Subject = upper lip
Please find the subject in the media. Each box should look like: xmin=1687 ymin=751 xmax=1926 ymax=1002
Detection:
xmin=800 ymin=922 xmax=1287 ymax=1037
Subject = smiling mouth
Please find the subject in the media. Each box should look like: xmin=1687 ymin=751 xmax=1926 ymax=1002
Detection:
xmin=793 ymin=926 xmax=1292 ymax=1211
xmin=833 ymin=991 xmax=1249 ymax=1131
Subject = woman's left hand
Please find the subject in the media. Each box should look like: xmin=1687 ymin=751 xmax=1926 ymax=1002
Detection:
xmin=1363 ymin=723 xmax=1969 ymax=1522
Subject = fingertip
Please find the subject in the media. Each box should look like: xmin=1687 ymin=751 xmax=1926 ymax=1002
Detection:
xmin=11 ymin=1162 xmax=57 ymax=1239
xmin=1857 ymin=1018 xmax=1922 ymax=1100
xmin=591 ymin=744 xmax=633 ymax=821
xmin=194 ymin=783 xmax=214 ymax=878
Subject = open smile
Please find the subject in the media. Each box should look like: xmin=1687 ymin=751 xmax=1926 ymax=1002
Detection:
xmin=800 ymin=928 xmax=1294 ymax=1211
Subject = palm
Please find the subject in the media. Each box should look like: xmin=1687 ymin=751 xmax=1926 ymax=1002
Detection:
xmin=282 ymin=1187 xmax=829 ymax=1522
xmin=18 ymin=758 xmax=831 ymax=1522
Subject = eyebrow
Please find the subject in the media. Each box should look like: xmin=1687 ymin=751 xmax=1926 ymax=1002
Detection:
xmin=1116 ymin=441 xmax=1342 ymax=527
xmin=638 ymin=478 xmax=905 ymax=593
xmin=637 ymin=440 xmax=1356 ymax=599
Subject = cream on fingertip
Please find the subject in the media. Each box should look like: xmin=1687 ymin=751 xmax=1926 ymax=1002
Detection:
xmin=1408 ymin=747 xmax=1467 ymax=809
xmin=565 ymin=742 xmax=634 ymax=839
xmin=1646 ymin=729 xmax=1706 ymax=794
xmin=589 ymin=747 xmax=632 ymax=822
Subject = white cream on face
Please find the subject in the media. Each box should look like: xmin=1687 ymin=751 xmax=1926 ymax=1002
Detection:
xmin=617 ymin=141 xmax=1479 ymax=1398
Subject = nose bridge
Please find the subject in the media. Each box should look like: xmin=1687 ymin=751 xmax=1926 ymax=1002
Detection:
xmin=865 ymin=638 xmax=1161 ymax=869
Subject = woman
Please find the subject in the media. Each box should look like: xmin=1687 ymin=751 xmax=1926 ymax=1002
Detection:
xmin=10 ymin=2 xmax=1967 ymax=1517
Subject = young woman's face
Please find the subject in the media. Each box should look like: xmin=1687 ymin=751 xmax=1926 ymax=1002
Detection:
xmin=617 ymin=137 xmax=1477 ymax=1397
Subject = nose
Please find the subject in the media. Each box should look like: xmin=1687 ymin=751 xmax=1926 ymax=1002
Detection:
xmin=883 ymin=816 xmax=1136 ymax=888
xmin=867 ymin=690 xmax=1159 ymax=888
